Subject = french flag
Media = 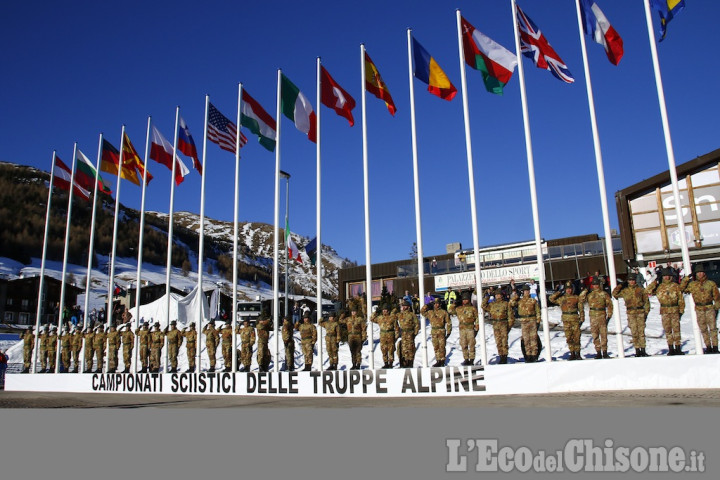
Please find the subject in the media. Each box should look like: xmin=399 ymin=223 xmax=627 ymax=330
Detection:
xmin=177 ymin=115 xmax=201 ymax=175
xmin=580 ymin=0 xmax=624 ymax=66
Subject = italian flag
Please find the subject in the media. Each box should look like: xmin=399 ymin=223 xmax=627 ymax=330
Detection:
xmin=285 ymin=220 xmax=302 ymax=263
xmin=241 ymin=89 xmax=277 ymax=152
xmin=461 ymin=16 xmax=517 ymax=95
xmin=280 ymin=74 xmax=317 ymax=143
xmin=75 ymin=149 xmax=112 ymax=196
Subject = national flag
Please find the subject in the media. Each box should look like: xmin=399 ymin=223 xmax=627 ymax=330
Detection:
xmin=100 ymin=140 xmax=134 ymax=183
xmin=208 ymin=102 xmax=247 ymax=153
xmin=113 ymin=283 xmax=126 ymax=297
xmin=240 ymin=89 xmax=277 ymax=152
xmin=75 ymin=149 xmax=112 ymax=196
xmin=284 ymin=220 xmax=302 ymax=263
xmin=516 ymin=4 xmax=574 ymax=84
xmin=304 ymin=236 xmax=317 ymax=266
xmin=122 ymin=133 xmax=153 ymax=186
xmin=579 ymin=0 xmax=624 ymax=65
xmin=651 ymin=0 xmax=685 ymax=41
xmin=53 ymin=156 xmax=90 ymax=201
xmin=150 ymin=125 xmax=190 ymax=186
xmin=280 ymin=74 xmax=317 ymax=143
xmin=411 ymin=37 xmax=457 ymax=101
xmin=178 ymin=116 xmax=201 ymax=174
xmin=460 ymin=16 xmax=517 ymax=95
xmin=320 ymin=66 xmax=356 ymax=126
xmin=364 ymin=51 xmax=397 ymax=116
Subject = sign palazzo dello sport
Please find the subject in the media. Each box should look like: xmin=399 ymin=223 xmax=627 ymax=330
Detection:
xmin=434 ymin=264 xmax=541 ymax=291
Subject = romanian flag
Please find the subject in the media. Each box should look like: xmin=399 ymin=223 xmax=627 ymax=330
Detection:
xmin=651 ymin=0 xmax=685 ymax=41
xmin=412 ymin=37 xmax=457 ymax=101
xmin=364 ymin=51 xmax=396 ymax=116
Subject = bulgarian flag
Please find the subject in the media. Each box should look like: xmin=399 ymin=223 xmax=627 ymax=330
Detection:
xmin=75 ymin=149 xmax=112 ymax=195
xmin=285 ymin=220 xmax=302 ymax=263
xmin=461 ymin=16 xmax=517 ymax=95
xmin=241 ymin=89 xmax=277 ymax=152
xmin=280 ymin=73 xmax=317 ymax=143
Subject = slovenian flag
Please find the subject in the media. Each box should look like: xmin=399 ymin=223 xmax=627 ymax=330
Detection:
xmin=460 ymin=16 xmax=517 ymax=95
xmin=579 ymin=0 xmax=624 ymax=65
xmin=178 ymin=116 xmax=201 ymax=175
xmin=412 ymin=37 xmax=457 ymax=101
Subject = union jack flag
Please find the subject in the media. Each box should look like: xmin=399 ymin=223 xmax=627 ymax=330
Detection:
xmin=516 ymin=4 xmax=574 ymax=84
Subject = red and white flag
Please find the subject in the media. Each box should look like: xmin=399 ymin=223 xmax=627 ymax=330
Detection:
xmin=579 ymin=0 xmax=624 ymax=66
xmin=54 ymin=156 xmax=90 ymax=201
xmin=320 ymin=66 xmax=356 ymax=126
xmin=150 ymin=125 xmax=190 ymax=185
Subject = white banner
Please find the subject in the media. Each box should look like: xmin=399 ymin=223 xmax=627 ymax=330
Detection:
xmin=434 ymin=264 xmax=541 ymax=291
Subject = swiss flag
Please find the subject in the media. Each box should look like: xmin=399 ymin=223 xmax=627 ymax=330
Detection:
xmin=320 ymin=66 xmax=356 ymax=127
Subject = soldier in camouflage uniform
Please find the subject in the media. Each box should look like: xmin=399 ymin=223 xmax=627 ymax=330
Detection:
xmin=38 ymin=326 xmax=48 ymax=372
xmin=549 ymin=281 xmax=585 ymax=361
xmin=92 ymin=325 xmax=106 ymax=373
xmin=510 ymin=285 xmax=541 ymax=363
xmin=71 ymin=327 xmax=83 ymax=372
xmin=482 ymin=289 xmax=514 ymax=364
xmin=46 ymin=325 xmax=58 ymax=373
xmin=149 ymin=322 xmax=165 ymax=373
xmin=219 ymin=320 xmax=234 ymax=372
xmin=106 ymin=324 xmax=120 ymax=373
xmin=166 ymin=320 xmax=184 ymax=373
xmin=396 ymin=301 xmax=419 ymax=368
xmin=256 ymin=314 xmax=273 ymax=372
xmin=345 ymin=308 xmax=367 ymax=370
xmin=646 ymin=268 xmax=686 ymax=355
xmin=338 ymin=310 xmax=349 ymax=344
xmin=319 ymin=312 xmax=340 ymax=370
xmin=281 ymin=316 xmax=295 ymax=371
xmin=680 ymin=264 xmax=720 ymax=354
xmin=580 ymin=278 xmax=613 ymax=359
xmin=21 ymin=327 xmax=35 ymax=373
xmin=371 ymin=305 xmax=399 ymax=369
xmin=183 ymin=322 xmax=197 ymax=373
xmin=449 ymin=292 xmax=479 ymax=366
xmin=421 ymin=298 xmax=452 ymax=367
xmin=136 ymin=321 xmax=150 ymax=373
xmin=612 ymin=276 xmax=650 ymax=357
xmin=121 ymin=323 xmax=135 ymax=373
xmin=59 ymin=327 xmax=72 ymax=373
xmin=296 ymin=312 xmax=318 ymax=371
xmin=83 ymin=326 xmax=95 ymax=373
xmin=203 ymin=320 xmax=220 ymax=372
xmin=237 ymin=319 xmax=255 ymax=372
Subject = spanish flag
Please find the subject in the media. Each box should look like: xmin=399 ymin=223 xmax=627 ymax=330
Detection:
xmin=364 ymin=51 xmax=397 ymax=116
xmin=412 ymin=37 xmax=457 ymax=101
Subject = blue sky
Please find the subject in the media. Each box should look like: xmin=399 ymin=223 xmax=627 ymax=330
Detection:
xmin=1 ymin=1 xmax=718 ymax=265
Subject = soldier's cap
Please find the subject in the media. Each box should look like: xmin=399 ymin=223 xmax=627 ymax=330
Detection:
xmin=350 ymin=307 xmax=358 ymax=312
xmin=591 ymin=278 xmax=602 ymax=286
xmin=662 ymin=268 xmax=674 ymax=277
xmin=522 ymin=284 xmax=531 ymax=291
xmin=302 ymin=311 xmax=311 ymax=319
xmin=189 ymin=322 xmax=196 ymax=327
xmin=434 ymin=298 xmax=441 ymax=304
xmin=694 ymin=264 xmax=705 ymax=274
xmin=462 ymin=292 xmax=471 ymax=300
xmin=170 ymin=320 xmax=177 ymax=325
xmin=154 ymin=321 xmax=160 ymax=326
xmin=627 ymin=276 xmax=637 ymax=282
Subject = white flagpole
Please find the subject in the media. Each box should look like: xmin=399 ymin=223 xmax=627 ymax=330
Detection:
xmin=163 ymin=106 xmax=181 ymax=374
xmin=81 ymin=134 xmax=103 ymax=374
xmin=406 ymin=29 xmax=428 ymax=368
xmin=106 ymin=126 xmax=125 ymax=372
xmin=198 ymin=96 xmax=210 ymax=369
xmin=55 ymin=142 xmax=78 ymax=373
xmin=32 ymin=151 xmax=57 ymax=374
xmin=642 ymin=0 xmax=703 ymax=354
xmin=273 ymin=70 xmax=283 ymax=372
xmin=455 ymin=10 xmax=488 ymax=367
xmin=316 ymin=57 xmax=324 ymax=372
xmin=574 ymin=0 xmax=624 ymax=358
xmin=511 ymin=0 xmax=552 ymax=362
xmin=360 ymin=44 xmax=375 ymax=370
xmin=233 ymin=83 xmax=243 ymax=373
xmin=135 ymin=116 xmax=152 ymax=371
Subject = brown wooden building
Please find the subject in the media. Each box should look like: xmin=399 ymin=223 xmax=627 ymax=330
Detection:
xmin=1 ymin=275 xmax=83 ymax=326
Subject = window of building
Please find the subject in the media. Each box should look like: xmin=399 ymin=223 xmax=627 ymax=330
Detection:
xmin=21 ymin=299 xmax=29 ymax=309
xmin=19 ymin=313 xmax=30 ymax=325
xmin=4 ymin=312 xmax=13 ymax=322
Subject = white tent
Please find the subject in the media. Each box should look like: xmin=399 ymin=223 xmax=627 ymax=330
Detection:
xmin=128 ymin=285 xmax=210 ymax=329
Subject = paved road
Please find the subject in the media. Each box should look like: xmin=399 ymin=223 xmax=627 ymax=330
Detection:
xmin=2 ymin=389 xmax=720 ymax=408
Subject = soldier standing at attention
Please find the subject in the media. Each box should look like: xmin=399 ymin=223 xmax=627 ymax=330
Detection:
xmin=121 ymin=322 xmax=135 ymax=373
xmin=510 ymin=285 xmax=541 ymax=363
xmin=106 ymin=324 xmax=120 ymax=373
xmin=580 ymin=278 xmax=613 ymax=359
xmin=549 ymin=281 xmax=585 ymax=361
xmin=482 ymin=289 xmax=514 ymax=364
xmin=183 ymin=322 xmax=197 ymax=373
xmin=371 ymin=305 xmax=399 ymax=369
xmin=680 ymin=264 xmax=720 ymax=354
xmin=646 ymin=268 xmax=686 ymax=355
xmin=203 ymin=320 xmax=220 ymax=372
xmin=166 ymin=320 xmax=183 ymax=373
xmin=345 ymin=308 xmax=367 ymax=370
xmin=396 ymin=301 xmax=420 ymax=368
xmin=281 ymin=316 xmax=295 ymax=372
xmin=319 ymin=312 xmax=341 ymax=370
xmin=59 ymin=327 xmax=72 ymax=373
xmin=220 ymin=319 xmax=233 ymax=372
xmin=21 ymin=327 xmax=35 ymax=373
xmin=92 ymin=325 xmax=106 ymax=373
xmin=237 ymin=319 xmax=255 ymax=372
xmin=46 ymin=325 xmax=58 ymax=373
xmin=612 ymin=277 xmax=650 ymax=357
xmin=136 ymin=321 xmax=150 ymax=373
xmin=256 ymin=314 xmax=273 ymax=372
xmin=449 ymin=292 xmax=479 ymax=366
xmin=83 ymin=326 xmax=95 ymax=373
xmin=421 ymin=298 xmax=452 ymax=367
xmin=149 ymin=321 xmax=165 ymax=373
xmin=71 ymin=327 xmax=83 ymax=373
xmin=296 ymin=312 xmax=318 ymax=371
xmin=38 ymin=326 xmax=48 ymax=373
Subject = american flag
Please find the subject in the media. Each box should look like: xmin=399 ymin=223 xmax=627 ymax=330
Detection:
xmin=516 ymin=4 xmax=574 ymax=84
xmin=207 ymin=102 xmax=248 ymax=153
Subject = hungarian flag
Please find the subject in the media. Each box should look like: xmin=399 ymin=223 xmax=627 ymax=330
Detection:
xmin=579 ymin=0 xmax=623 ymax=65
xmin=280 ymin=74 xmax=317 ymax=143
xmin=651 ymin=0 xmax=685 ymax=41
xmin=178 ymin=116 xmax=201 ymax=175
xmin=240 ymin=89 xmax=277 ymax=152
xmin=460 ymin=16 xmax=517 ymax=95
xmin=320 ymin=66 xmax=356 ymax=126
xmin=53 ymin=156 xmax=90 ymax=201
xmin=150 ymin=125 xmax=190 ymax=186
xmin=412 ymin=37 xmax=457 ymax=101
xmin=364 ymin=51 xmax=396 ymax=115
xmin=516 ymin=4 xmax=574 ymax=84
xmin=75 ymin=149 xmax=112 ymax=196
